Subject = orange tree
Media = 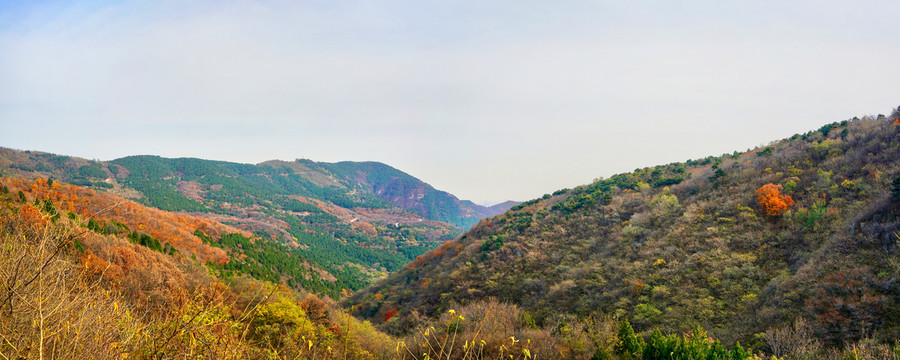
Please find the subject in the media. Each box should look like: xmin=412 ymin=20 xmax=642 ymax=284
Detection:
xmin=756 ymin=183 xmax=794 ymax=217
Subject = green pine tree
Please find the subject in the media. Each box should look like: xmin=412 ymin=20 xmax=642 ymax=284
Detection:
xmin=614 ymin=320 xmax=644 ymax=360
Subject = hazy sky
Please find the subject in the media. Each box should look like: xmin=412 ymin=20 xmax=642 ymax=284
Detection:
xmin=1 ymin=0 xmax=898 ymax=204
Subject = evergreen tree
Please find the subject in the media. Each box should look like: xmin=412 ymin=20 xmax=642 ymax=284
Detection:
xmin=591 ymin=347 xmax=611 ymax=360
xmin=614 ymin=320 xmax=643 ymax=360
xmin=892 ymin=175 xmax=900 ymax=199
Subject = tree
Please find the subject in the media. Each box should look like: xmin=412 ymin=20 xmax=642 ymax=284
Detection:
xmin=756 ymin=183 xmax=794 ymax=217
xmin=614 ymin=320 xmax=643 ymax=360
xmin=892 ymin=175 xmax=900 ymax=199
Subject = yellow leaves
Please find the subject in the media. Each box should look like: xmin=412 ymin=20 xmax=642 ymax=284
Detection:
xmin=741 ymin=293 xmax=758 ymax=304
xmin=653 ymin=258 xmax=667 ymax=266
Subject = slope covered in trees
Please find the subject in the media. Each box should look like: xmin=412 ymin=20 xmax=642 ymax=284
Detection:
xmin=0 ymin=152 xmax=519 ymax=292
xmin=0 ymin=176 xmax=366 ymax=296
xmin=0 ymin=184 xmax=410 ymax=359
xmin=348 ymin=112 xmax=900 ymax=353
xmin=1 ymin=172 xmax=779 ymax=359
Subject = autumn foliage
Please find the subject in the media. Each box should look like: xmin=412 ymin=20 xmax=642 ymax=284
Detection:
xmin=382 ymin=307 xmax=398 ymax=322
xmin=1 ymin=177 xmax=240 ymax=264
xmin=756 ymin=183 xmax=794 ymax=217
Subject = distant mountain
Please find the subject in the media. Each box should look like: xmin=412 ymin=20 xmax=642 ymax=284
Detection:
xmin=0 ymin=152 xmax=508 ymax=295
xmin=347 ymin=112 xmax=900 ymax=347
xmin=262 ymin=160 xmax=518 ymax=228
xmin=487 ymin=200 xmax=521 ymax=215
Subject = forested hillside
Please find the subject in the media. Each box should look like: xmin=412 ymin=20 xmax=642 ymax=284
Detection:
xmin=0 ymin=177 xmax=362 ymax=295
xmin=0 ymin=179 xmax=410 ymax=358
xmin=0 ymin=153 xmax=518 ymax=294
xmin=348 ymin=113 xmax=900 ymax=354
xmin=5 ymin=174 xmax=779 ymax=360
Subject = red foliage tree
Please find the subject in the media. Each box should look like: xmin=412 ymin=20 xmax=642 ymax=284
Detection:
xmin=756 ymin=183 xmax=794 ymax=217
xmin=382 ymin=307 xmax=398 ymax=322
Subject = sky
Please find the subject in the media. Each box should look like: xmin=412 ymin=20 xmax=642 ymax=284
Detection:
xmin=1 ymin=1 xmax=898 ymax=205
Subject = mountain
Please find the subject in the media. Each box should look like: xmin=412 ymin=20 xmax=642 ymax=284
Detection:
xmin=0 ymin=152 xmax=511 ymax=295
xmin=347 ymin=112 xmax=900 ymax=348
xmin=0 ymin=176 xmax=411 ymax=359
xmin=0 ymin=159 xmax=759 ymax=360
xmin=0 ymin=175 xmax=369 ymax=295
xmin=487 ymin=200 xmax=521 ymax=215
xmin=3 ymin=165 xmax=748 ymax=360
xmin=3 ymin=111 xmax=898 ymax=359
xmin=261 ymin=159 xmax=519 ymax=228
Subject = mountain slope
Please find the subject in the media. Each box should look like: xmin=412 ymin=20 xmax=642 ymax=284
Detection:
xmin=3 ymin=172 xmax=753 ymax=360
xmin=0 ymin=176 xmax=363 ymax=296
xmin=347 ymin=112 xmax=900 ymax=347
xmin=0 ymin=151 xmax=514 ymax=294
xmin=0 ymin=176 xmax=415 ymax=359
xmin=263 ymin=159 xmax=518 ymax=228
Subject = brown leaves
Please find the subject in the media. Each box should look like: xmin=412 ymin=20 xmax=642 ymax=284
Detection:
xmin=80 ymin=250 xmax=123 ymax=280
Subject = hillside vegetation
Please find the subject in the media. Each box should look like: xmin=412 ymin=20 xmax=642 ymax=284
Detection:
xmin=0 ymin=183 xmax=407 ymax=359
xmin=0 ymin=153 xmax=516 ymax=295
xmin=348 ymin=112 xmax=900 ymax=355
xmin=0 ymin=171 xmax=773 ymax=359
